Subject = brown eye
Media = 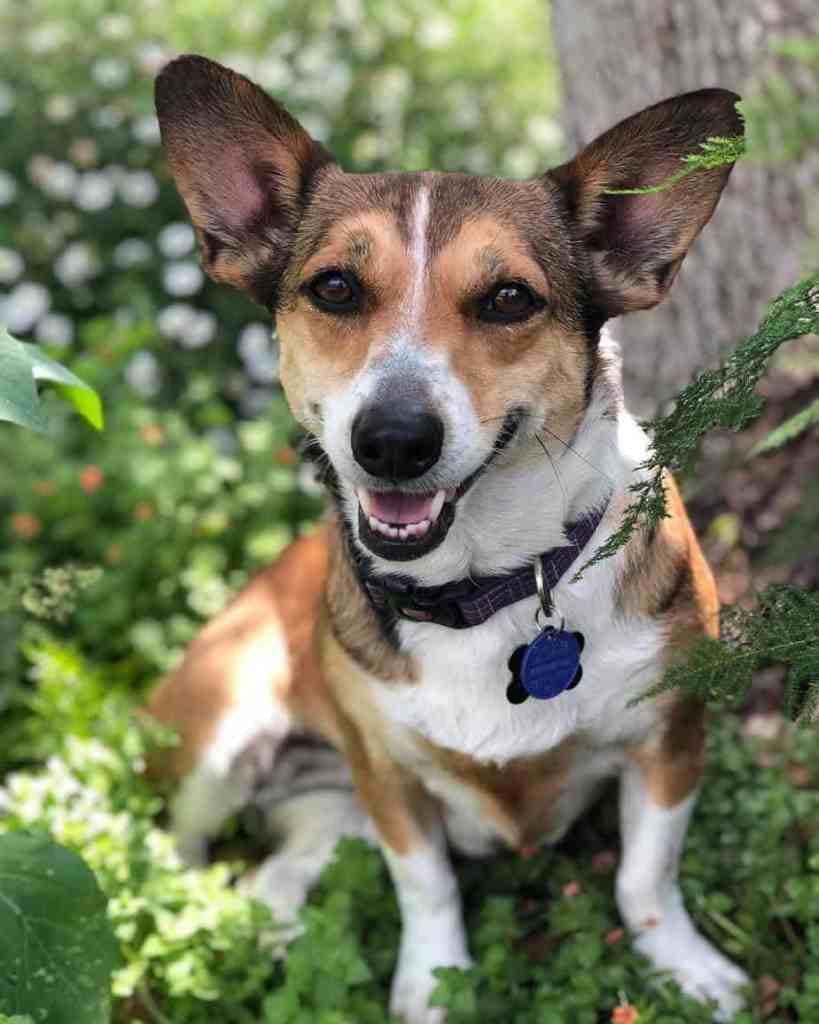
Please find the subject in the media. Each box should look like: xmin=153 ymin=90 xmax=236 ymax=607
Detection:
xmin=307 ymin=270 xmax=359 ymax=313
xmin=481 ymin=282 xmax=539 ymax=323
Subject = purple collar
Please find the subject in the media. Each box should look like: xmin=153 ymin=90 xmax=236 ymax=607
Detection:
xmin=361 ymin=498 xmax=609 ymax=630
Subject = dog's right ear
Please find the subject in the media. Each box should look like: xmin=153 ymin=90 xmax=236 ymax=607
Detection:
xmin=155 ymin=55 xmax=335 ymax=308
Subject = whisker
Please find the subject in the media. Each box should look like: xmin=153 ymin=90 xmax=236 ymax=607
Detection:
xmin=536 ymin=423 xmax=615 ymax=484
xmin=535 ymin=433 xmax=567 ymax=521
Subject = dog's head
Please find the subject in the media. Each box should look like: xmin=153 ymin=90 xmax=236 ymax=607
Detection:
xmin=156 ymin=56 xmax=741 ymax=573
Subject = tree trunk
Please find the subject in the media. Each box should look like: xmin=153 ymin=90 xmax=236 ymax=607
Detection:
xmin=551 ymin=0 xmax=817 ymax=415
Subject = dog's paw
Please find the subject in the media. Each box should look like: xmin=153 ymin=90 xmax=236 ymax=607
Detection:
xmin=389 ymin=947 xmax=472 ymax=1024
xmin=634 ymin=916 xmax=748 ymax=1021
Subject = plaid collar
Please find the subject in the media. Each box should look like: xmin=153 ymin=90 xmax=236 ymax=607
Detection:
xmin=360 ymin=497 xmax=610 ymax=630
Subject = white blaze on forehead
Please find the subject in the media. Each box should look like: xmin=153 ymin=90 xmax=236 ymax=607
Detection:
xmin=403 ymin=184 xmax=430 ymax=328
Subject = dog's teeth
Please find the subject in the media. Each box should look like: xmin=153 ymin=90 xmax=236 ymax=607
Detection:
xmin=358 ymin=489 xmax=373 ymax=517
xmin=429 ymin=490 xmax=445 ymax=523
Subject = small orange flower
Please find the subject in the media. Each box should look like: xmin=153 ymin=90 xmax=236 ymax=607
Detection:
xmin=274 ymin=446 xmax=297 ymax=465
xmin=33 ymin=480 xmax=56 ymax=496
xmin=140 ymin=423 xmax=164 ymax=445
xmin=612 ymin=1003 xmax=639 ymax=1024
xmin=562 ymin=881 xmax=581 ymax=898
xmin=134 ymin=501 xmax=154 ymax=522
xmin=80 ymin=465 xmax=104 ymax=493
xmin=605 ymin=928 xmax=625 ymax=945
xmin=105 ymin=543 xmax=123 ymax=565
xmin=11 ymin=513 xmax=42 ymax=539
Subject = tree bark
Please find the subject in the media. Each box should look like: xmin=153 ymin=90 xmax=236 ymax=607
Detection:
xmin=551 ymin=0 xmax=818 ymax=415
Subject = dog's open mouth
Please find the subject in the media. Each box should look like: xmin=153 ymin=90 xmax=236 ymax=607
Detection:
xmin=354 ymin=409 xmax=523 ymax=562
xmin=356 ymin=487 xmax=456 ymax=561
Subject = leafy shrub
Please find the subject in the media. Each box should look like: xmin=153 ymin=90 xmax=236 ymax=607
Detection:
xmin=2 ymin=640 xmax=818 ymax=1022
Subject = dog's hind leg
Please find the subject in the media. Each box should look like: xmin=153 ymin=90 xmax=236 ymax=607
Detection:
xmin=616 ymin=707 xmax=748 ymax=1020
xmin=246 ymin=758 xmax=376 ymax=948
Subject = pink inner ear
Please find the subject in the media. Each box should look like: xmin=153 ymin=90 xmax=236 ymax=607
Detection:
xmin=198 ymin=143 xmax=266 ymax=235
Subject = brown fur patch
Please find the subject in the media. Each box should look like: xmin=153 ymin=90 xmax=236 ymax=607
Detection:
xmin=146 ymin=527 xmax=335 ymax=776
xmin=616 ymin=473 xmax=717 ymax=808
xmin=616 ymin=472 xmax=719 ymax=641
xmin=323 ymin=516 xmax=416 ymax=683
xmin=628 ymin=697 xmax=706 ymax=808
xmin=417 ymin=737 xmax=581 ymax=850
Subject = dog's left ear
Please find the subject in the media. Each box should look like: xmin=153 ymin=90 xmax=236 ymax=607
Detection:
xmin=549 ymin=89 xmax=743 ymax=316
xmin=155 ymin=54 xmax=335 ymax=308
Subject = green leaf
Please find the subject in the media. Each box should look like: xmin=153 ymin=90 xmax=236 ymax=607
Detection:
xmin=0 ymin=328 xmax=103 ymax=432
xmin=0 ymin=832 xmax=119 ymax=1024
xmin=749 ymin=397 xmax=819 ymax=456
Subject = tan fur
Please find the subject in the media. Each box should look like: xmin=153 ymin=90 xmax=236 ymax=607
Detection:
xmin=147 ymin=527 xmax=336 ymax=776
xmin=615 ymin=472 xmax=718 ymax=808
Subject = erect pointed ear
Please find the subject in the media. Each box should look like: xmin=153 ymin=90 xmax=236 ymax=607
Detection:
xmin=549 ymin=89 xmax=743 ymax=317
xmin=155 ymin=55 xmax=335 ymax=308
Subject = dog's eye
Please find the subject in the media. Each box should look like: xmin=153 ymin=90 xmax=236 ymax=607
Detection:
xmin=480 ymin=282 xmax=538 ymax=323
xmin=307 ymin=270 xmax=359 ymax=313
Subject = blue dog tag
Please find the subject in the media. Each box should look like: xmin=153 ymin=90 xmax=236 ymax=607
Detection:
xmin=506 ymin=627 xmax=584 ymax=704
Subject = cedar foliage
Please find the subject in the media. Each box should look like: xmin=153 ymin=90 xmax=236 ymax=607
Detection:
xmin=583 ymin=118 xmax=819 ymax=719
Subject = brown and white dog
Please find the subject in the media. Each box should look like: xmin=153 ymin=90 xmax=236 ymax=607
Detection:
xmin=148 ymin=55 xmax=748 ymax=1022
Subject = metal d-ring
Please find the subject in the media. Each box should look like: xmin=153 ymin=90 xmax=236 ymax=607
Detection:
xmin=534 ymin=557 xmax=553 ymax=626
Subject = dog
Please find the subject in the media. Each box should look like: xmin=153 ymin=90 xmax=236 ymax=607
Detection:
xmin=148 ymin=54 xmax=748 ymax=1023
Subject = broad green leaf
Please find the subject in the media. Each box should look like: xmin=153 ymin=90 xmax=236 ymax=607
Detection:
xmin=0 ymin=328 xmax=103 ymax=432
xmin=0 ymin=832 xmax=119 ymax=1024
xmin=749 ymin=397 xmax=819 ymax=456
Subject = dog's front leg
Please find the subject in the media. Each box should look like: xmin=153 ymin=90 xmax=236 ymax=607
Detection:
xmin=357 ymin=769 xmax=471 ymax=1024
xmin=616 ymin=740 xmax=748 ymax=1020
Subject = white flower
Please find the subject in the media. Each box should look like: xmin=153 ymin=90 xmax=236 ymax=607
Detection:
xmin=0 ymin=82 xmax=15 ymax=116
xmin=74 ymin=171 xmax=115 ymax=212
xmin=125 ymin=350 xmax=162 ymax=397
xmin=238 ymin=323 xmax=279 ymax=382
xmin=29 ymin=157 xmax=77 ymax=200
xmin=527 ymin=115 xmax=563 ymax=151
xmin=26 ymin=23 xmax=69 ymax=54
xmin=132 ymin=114 xmax=160 ymax=144
xmin=113 ymin=238 xmax=152 ymax=268
xmin=419 ymin=14 xmax=456 ymax=49
xmin=256 ymin=58 xmax=291 ymax=92
xmin=502 ymin=146 xmax=538 ymax=180
xmin=54 ymin=241 xmax=99 ymax=286
xmin=157 ymin=222 xmax=195 ymax=258
xmin=99 ymin=13 xmax=131 ymax=39
xmin=179 ymin=310 xmax=216 ymax=349
xmin=93 ymin=105 xmax=125 ymax=130
xmin=158 ymin=302 xmax=196 ymax=338
xmin=0 ymin=281 xmax=50 ymax=333
xmin=44 ymin=94 xmax=76 ymax=122
xmin=0 ymin=247 xmax=24 ymax=284
xmin=35 ymin=313 xmax=74 ymax=348
xmin=135 ymin=42 xmax=168 ymax=76
xmin=93 ymin=57 xmax=130 ymax=89
xmin=119 ymin=170 xmax=159 ymax=207
xmin=163 ymin=260 xmax=203 ymax=297
xmin=0 ymin=169 xmax=17 ymax=206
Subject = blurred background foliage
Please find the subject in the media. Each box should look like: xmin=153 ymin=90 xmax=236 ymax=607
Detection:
xmin=0 ymin=0 xmax=560 ymax=704
xmin=0 ymin=1 xmax=815 ymax=734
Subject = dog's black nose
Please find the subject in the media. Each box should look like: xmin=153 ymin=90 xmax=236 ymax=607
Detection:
xmin=351 ymin=402 xmax=444 ymax=480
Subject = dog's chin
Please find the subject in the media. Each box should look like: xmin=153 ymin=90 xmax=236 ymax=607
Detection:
xmin=351 ymin=408 xmax=523 ymax=564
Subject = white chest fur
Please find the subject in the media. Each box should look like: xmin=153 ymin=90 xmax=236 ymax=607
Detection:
xmin=369 ymin=556 xmax=665 ymax=770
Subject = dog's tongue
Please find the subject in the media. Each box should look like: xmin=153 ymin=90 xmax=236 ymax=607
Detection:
xmin=369 ymin=491 xmax=435 ymax=525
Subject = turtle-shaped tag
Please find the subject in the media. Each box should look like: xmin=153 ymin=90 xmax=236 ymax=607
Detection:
xmin=506 ymin=627 xmax=585 ymax=704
